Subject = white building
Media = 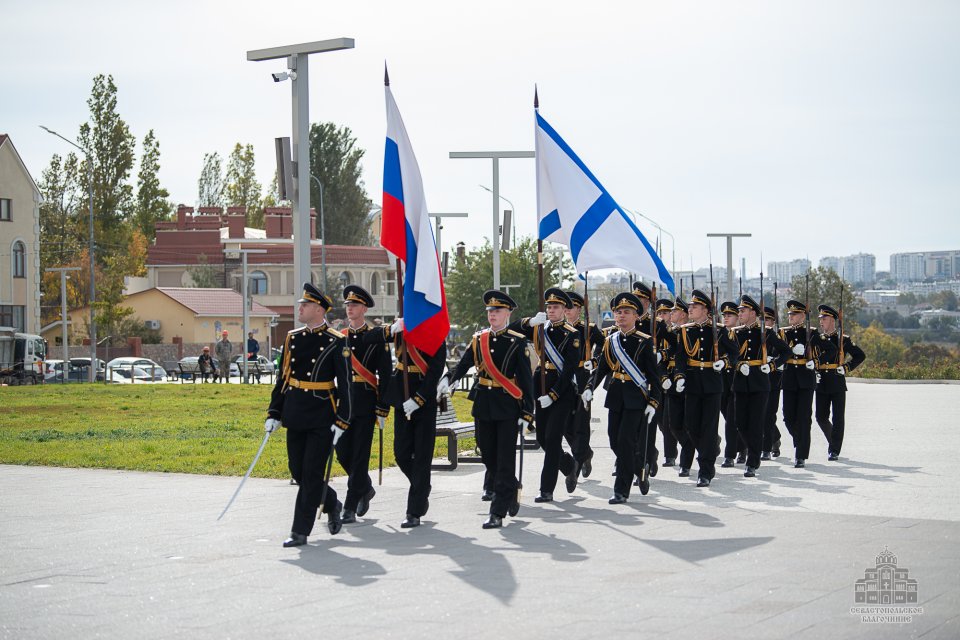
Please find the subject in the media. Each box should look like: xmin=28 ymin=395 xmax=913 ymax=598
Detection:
xmin=768 ymin=259 xmax=810 ymax=286
xmin=0 ymin=134 xmax=41 ymax=334
xmin=819 ymin=253 xmax=876 ymax=285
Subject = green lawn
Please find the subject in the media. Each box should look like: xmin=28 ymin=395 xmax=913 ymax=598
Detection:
xmin=0 ymin=384 xmax=475 ymax=478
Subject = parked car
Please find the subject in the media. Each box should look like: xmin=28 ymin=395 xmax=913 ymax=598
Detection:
xmin=68 ymin=358 xmax=107 ymax=382
xmin=107 ymin=366 xmax=153 ymax=384
xmin=106 ymin=357 xmax=166 ymax=382
xmin=229 ymin=354 xmax=276 ymax=378
xmin=44 ymin=358 xmax=105 ymax=382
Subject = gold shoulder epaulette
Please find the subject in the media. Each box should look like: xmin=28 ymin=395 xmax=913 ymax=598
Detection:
xmin=679 ymin=321 xmax=697 ymax=329
xmin=562 ymin=322 xmax=577 ymax=332
xmin=636 ymin=330 xmax=651 ymax=339
xmin=289 ymin=326 xmax=307 ymax=335
xmin=325 ymin=327 xmax=345 ymax=338
xmin=507 ymin=329 xmax=525 ymax=338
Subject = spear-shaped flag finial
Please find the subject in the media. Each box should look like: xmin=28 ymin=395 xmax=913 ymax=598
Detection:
xmin=384 ymin=62 xmax=390 ymax=87
xmin=534 ymin=84 xmax=539 ymax=110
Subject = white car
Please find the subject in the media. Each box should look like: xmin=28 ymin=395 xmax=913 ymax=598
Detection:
xmin=107 ymin=366 xmax=153 ymax=384
xmin=229 ymin=354 xmax=276 ymax=378
xmin=106 ymin=357 xmax=166 ymax=382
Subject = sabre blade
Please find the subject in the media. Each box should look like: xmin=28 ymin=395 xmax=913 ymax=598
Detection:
xmin=218 ymin=430 xmax=271 ymax=521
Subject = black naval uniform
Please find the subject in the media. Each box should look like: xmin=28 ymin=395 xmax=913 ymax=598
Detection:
xmin=814 ymin=329 xmax=865 ymax=458
xmin=657 ymin=317 xmax=681 ymax=466
xmin=762 ymin=316 xmax=785 ymax=458
xmin=779 ymin=321 xmax=836 ymax=462
xmin=365 ymin=326 xmax=447 ymax=520
xmin=565 ymin=318 xmax=605 ymax=469
xmin=636 ymin=310 xmax=671 ymax=470
xmin=269 ymin=323 xmax=352 ymax=537
xmin=448 ymin=326 xmax=535 ymax=520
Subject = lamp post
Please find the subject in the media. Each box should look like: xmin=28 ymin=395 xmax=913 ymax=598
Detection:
xmin=707 ymin=233 xmax=752 ymax=301
xmin=237 ymin=248 xmax=267 ymax=383
xmin=39 ymin=125 xmax=97 ymax=382
xmin=429 ymin=212 xmax=469 ymax=260
xmin=309 ymin=175 xmax=327 ymax=288
xmin=479 ymin=184 xmax=517 ymax=249
xmin=45 ymin=266 xmax=80 ymax=378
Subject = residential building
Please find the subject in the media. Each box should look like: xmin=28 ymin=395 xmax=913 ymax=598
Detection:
xmin=768 ymin=259 xmax=811 ymax=286
xmin=819 ymin=253 xmax=876 ymax=286
xmin=890 ymin=250 xmax=960 ymax=283
xmin=0 ymin=134 xmax=41 ymax=334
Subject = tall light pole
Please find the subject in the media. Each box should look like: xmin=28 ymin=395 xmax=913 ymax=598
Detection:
xmin=309 ymin=175 xmax=327 ymax=288
xmin=237 ymin=248 xmax=267 ymax=383
xmin=479 ymin=185 xmax=516 ymax=249
xmin=707 ymin=233 xmax=752 ymax=301
xmin=39 ymin=125 xmax=97 ymax=382
xmin=450 ymin=150 xmax=535 ymax=290
xmin=45 ymin=266 xmax=80 ymax=375
xmin=248 ymin=38 xmax=354 ymax=317
xmin=429 ymin=212 xmax=469 ymax=260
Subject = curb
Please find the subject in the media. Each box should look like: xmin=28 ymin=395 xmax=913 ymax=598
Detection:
xmin=848 ymin=377 xmax=960 ymax=385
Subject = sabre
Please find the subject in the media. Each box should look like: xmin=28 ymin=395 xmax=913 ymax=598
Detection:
xmin=318 ymin=438 xmax=337 ymax=514
xmin=217 ymin=430 xmax=272 ymax=521
xmin=378 ymin=417 xmax=385 ymax=485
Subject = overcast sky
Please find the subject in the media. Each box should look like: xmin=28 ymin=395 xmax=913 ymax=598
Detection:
xmin=4 ymin=0 xmax=959 ymax=281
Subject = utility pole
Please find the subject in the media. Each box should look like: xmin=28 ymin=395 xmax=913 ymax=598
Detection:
xmin=237 ymin=248 xmax=267 ymax=383
xmin=707 ymin=233 xmax=752 ymax=302
xmin=45 ymin=267 xmax=80 ymax=377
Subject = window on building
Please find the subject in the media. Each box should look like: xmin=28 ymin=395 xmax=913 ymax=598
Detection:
xmin=0 ymin=306 xmax=25 ymax=331
xmin=0 ymin=199 xmax=10 ymax=221
xmin=249 ymin=270 xmax=268 ymax=295
xmin=338 ymin=271 xmax=353 ymax=292
xmin=370 ymin=272 xmax=381 ymax=296
xmin=386 ymin=270 xmax=396 ymax=296
xmin=12 ymin=241 xmax=25 ymax=278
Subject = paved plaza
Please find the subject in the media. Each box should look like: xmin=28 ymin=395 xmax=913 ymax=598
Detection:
xmin=2 ymin=381 xmax=958 ymax=639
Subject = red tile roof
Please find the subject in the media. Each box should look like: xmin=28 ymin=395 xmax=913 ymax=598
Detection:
xmin=152 ymin=288 xmax=276 ymax=317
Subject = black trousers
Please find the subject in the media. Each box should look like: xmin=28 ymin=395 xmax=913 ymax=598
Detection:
xmin=685 ymin=392 xmax=722 ymax=480
xmin=535 ymin=394 xmax=577 ymax=494
xmin=735 ymin=391 xmax=768 ymax=469
xmin=782 ymin=388 xmax=814 ymax=460
xmin=335 ymin=413 xmax=376 ymax=512
xmin=608 ymin=408 xmax=644 ymax=497
xmin=563 ymin=401 xmax=595 ymax=464
xmin=287 ymin=427 xmax=339 ymax=536
xmin=722 ymin=391 xmax=745 ymax=459
xmin=394 ymin=405 xmax=436 ymax=518
xmin=659 ymin=395 xmax=678 ymax=461
xmin=763 ymin=387 xmax=782 ymax=453
xmin=815 ymin=389 xmax=847 ymax=455
xmin=668 ymin=392 xmax=694 ymax=469
xmin=476 ymin=418 xmax=519 ymax=518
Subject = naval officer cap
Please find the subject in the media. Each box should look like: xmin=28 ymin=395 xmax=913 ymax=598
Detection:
xmin=738 ymin=294 xmax=761 ymax=314
xmin=483 ymin=289 xmax=517 ymax=311
xmin=818 ymin=304 xmax=839 ymax=319
xmin=689 ymin=289 xmax=713 ymax=311
xmin=298 ymin=282 xmax=332 ymax=310
xmin=611 ymin=292 xmax=643 ymax=312
xmin=786 ymin=299 xmax=807 ymax=314
xmin=631 ymin=281 xmax=652 ymax=301
xmin=343 ymin=284 xmax=375 ymax=308
xmin=544 ymin=287 xmax=573 ymax=308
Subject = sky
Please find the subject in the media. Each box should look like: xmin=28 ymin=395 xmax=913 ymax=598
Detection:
xmin=4 ymin=0 xmax=959 ymax=281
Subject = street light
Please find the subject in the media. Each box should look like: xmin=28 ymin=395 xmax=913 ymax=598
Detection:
xmin=479 ymin=184 xmax=515 ymax=249
xmin=40 ymin=125 xmax=97 ymax=383
xmin=309 ymin=175 xmax=327 ymax=288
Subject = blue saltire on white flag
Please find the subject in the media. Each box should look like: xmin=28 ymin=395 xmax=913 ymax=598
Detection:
xmin=535 ymin=110 xmax=675 ymax=294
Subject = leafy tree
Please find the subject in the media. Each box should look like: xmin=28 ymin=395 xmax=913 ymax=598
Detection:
xmin=93 ymin=231 xmax=148 ymax=342
xmin=930 ymin=290 xmax=958 ymax=311
xmin=855 ymin=322 xmax=906 ymax=367
xmin=224 ymin=143 xmax=262 ymax=227
xmin=38 ymin=153 xmax=87 ymax=324
xmin=133 ymin=130 xmax=172 ymax=240
xmin=309 ymin=122 xmax=373 ymax=246
xmin=117 ymin=316 xmax=163 ymax=344
xmin=185 ymin=254 xmax=220 ymax=288
xmin=197 ymin=152 xmax=225 ymax=208
xmin=789 ymin=267 xmax=863 ymax=329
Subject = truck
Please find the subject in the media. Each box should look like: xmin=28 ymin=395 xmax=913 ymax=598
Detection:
xmin=0 ymin=327 xmax=46 ymax=385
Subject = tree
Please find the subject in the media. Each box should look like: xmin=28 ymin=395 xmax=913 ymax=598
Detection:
xmin=38 ymin=153 xmax=87 ymax=325
xmin=309 ymin=122 xmax=374 ymax=246
xmin=197 ymin=152 xmax=225 ymax=208
xmin=185 ymin=254 xmax=221 ymax=288
xmin=77 ymin=74 xmax=136 ymax=262
xmin=930 ymin=290 xmax=958 ymax=311
xmin=224 ymin=143 xmax=262 ymax=227
xmin=134 ymin=129 xmax=172 ymax=240
xmin=93 ymin=231 xmax=148 ymax=343
xmin=445 ymin=238 xmax=574 ymax=330
xmin=855 ymin=322 xmax=906 ymax=367
xmin=789 ymin=267 xmax=863 ymax=328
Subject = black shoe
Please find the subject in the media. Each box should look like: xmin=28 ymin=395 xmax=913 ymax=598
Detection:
xmin=697 ymin=477 xmax=711 ymax=488
xmin=649 ymin=460 xmax=659 ymax=478
xmin=736 ymin=453 xmax=746 ymax=464
xmin=581 ymin=457 xmax=593 ymax=478
xmin=565 ymin=463 xmax=580 ymax=493
xmin=664 ymin=457 xmax=676 ymax=467
xmin=794 ymin=459 xmax=806 ymax=468
xmin=283 ymin=532 xmax=307 ymax=547
xmin=327 ymin=500 xmax=343 ymax=535
xmin=508 ymin=499 xmax=520 ymax=517
xmin=534 ymin=492 xmax=553 ymax=503
xmin=482 ymin=514 xmax=503 ymax=529
xmin=744 ymin=466 xmax=757 ymax=478
xmin=401 ymin=514 xmax=420 ymax=528
xmin=828 ymin=452 xmax=839 ymax=461
xmin=720 ymin=458 xmax=735 ymax=468
xmin=608 ymin=493 xmax=627 ymax=505
xmin=341 ymin=509 xmax=357 ymax=524
xmin=678 ymin=467 xmax=690 ymax=478
xmin=356 ymin=487 xmax=376 ymax=517
xmin=481 ymin=489 xmax=494 ymax=502
xmin=760 ymin=451 xmax=772 ymax=461
xmin=772 ymin=440 xmax=781 ymax=457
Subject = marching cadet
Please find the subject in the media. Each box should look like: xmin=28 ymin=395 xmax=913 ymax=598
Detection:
xmin=442 ymin=291 xmax=535 ymax=529
xmin=264 ymin=283 xmax=352 ymax=547
xmin=718 ymin=301 xmax=745 ymax=468
xmin=365 ymin=316 xmax=447 ymax=528
xmin=337 ymin=285 xmax=392 ymax=524
xmin=761 ymin=307 xmax=785 ymax=461
xmin=728 ymin=295 xmax=790 ymax=477
xmin=779 ymin=300 xmax=837 ymax=467
xmin=654 ymin=298 xmax=679 ymax=468
xmin=673 ymin=290 xmax=739 ymax=487
xmin=668 ymin=297 xmax=697 ymax=478
xmin=582 ymin=292 xmax=662 ymax=502
xmin=814 ymin=304 xmax=866 ymax=461
xmin=631 ymin=282 xmax=670 ymax=477
xmin=564 ymin=291 xmax=605 ymax=478
xmin=509 ymin=288 xmax=582 ymax=502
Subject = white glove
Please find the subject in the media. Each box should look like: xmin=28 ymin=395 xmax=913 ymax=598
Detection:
xmin=739 ymin=363 xmax=751 ymax=376
xmin=760 ymin=364 xmax=771 ymax=374
xmin=792 ymin=343 xmax=806 ymax=356
xmin=766 ymin=355 xmax=774 ymax=363
xmin=377 ymin=416 xmax=386 ymax=430
xmin=581 ymin=389 xmax=593 ymax=407
xmin=390 ymin=318 xmax=404 ymax=334
xmin=675 ymin=378 xmax=685 ymax=393
xmin=837 ymin=365 xmax=845 ymax=376
xmin=402 ymin=397 xmax=419 ymax=416
xmin=777 ymin=364 xmax=785 ymax=371
xmin=805 ymin=360 xmax=815 ymax=370
xmin=661 ymin=378 xmax=672 ymax=391
xmin=816 ymin=373 xmax=822 ymax=384
xmin=518 ymin=417 xmax=530 ymax=432
xmin=538 ymin=394 xmax=553 ymax=409
xmin=264 ymin=418 xmax=281 ymax=433
xmin=644 ymin=404 xmax=656 ymax=424
xmin=712 ymin=360 xmax=725 ymax=372
xmin=656 ymin=351 xmax=662 ymax=364
xmin=437 ymin=377 xmax=450 ymax=398
xmin=330 ymin=424 xmax=345 ymax=445
xmin=583 ymin=360 xmax=594 ymax=373
xmin=528 ymin=312 xmax=548 ymax=327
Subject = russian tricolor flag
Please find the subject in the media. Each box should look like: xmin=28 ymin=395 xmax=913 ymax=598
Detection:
xmin=381 ymin=73 xmax=450 ymax=355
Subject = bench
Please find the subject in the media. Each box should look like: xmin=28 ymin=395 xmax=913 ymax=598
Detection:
xmin=178 ymin=361 xmax=215 ymax=383
xmin=241 ymin=361 xmax=275 ymax=385
xmin=162 ymin=361 xmax=180 ymax=381
xmin=432 ymin=403 xmax=480 ymax=471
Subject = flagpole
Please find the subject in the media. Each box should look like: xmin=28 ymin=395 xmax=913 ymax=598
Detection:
xmin=534 ymin=86 xmax=546 ymax=396
xmin=385 ymin=64 xmax=410 ymax=401
xmin=583 ymin=271 xmax=591 ymax=359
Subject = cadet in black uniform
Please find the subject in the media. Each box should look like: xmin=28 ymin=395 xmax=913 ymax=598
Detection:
xmin=632 ymin=282 xmax=670 ymax=477
xmin=719 ymin=301 xmax=744 ymax=467
xmin=265 ymin=283 xmax=352 ymax=548
xmin=779 ymin=300 xmax=837 ymax=467
xmin=509 ymin=287 xmax=582 ymax=502
xmin=668 ymin=297 xmax=697 ymax=478
xmin=365 ymin=316 xmax=447 ymax=528
xmin=761 ymin=307 xmax=784 ymax=461
xmin=673 ymin=290 xmax=739 ymax=487
xmin=444 ymin=291 xmax=535 ymax=529
xmin=337 ymin=285 xmax=392 ymax=524
xmin=814 ymin=304 xmax=866 ymax=461
xmin=563 ymin=290 xmax=605 ymax=478
xmin=728 ymin=295 xmax=789 ymax=477
xmin=582 ymin=292 xmax=662 ymax=502
xmin=654 ymin=298 xmax=679 ymax=468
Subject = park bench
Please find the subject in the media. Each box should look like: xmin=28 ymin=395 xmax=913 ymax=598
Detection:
xmin=162 ymin=361 xmax=179 ymax=381
xmin=432 ymin=403 xmax=480 ymax=471
xmin=178 ymin=361 xmax=215 ymax=383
